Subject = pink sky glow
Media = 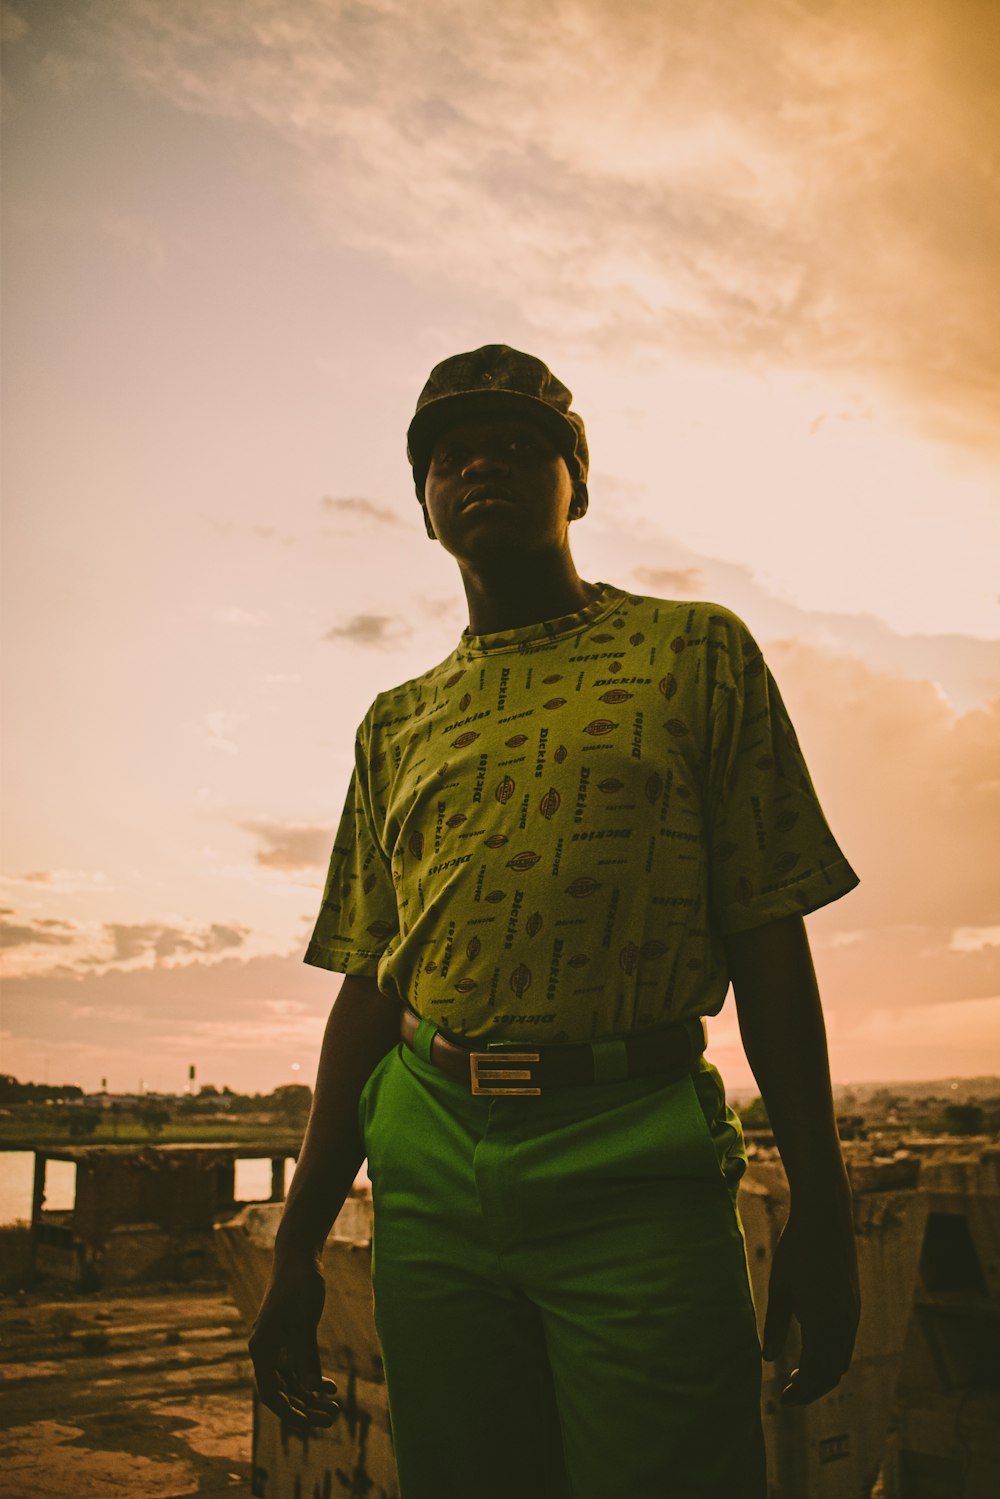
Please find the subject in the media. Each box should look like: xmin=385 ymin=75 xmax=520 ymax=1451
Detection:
xmin=2 ymin=0 xmax=999 ymax=1094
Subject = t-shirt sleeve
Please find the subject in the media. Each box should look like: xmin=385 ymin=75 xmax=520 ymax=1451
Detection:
xmin=706 ymin=619 xmax=859 ymax=935
xmin=303 ymin=729 xmax=399 ymax=976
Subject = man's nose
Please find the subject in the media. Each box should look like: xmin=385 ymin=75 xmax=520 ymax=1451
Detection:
xmin=460 ymin=448 xmax=509 ymax=477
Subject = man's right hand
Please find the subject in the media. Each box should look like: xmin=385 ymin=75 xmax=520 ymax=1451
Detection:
xmin=249 ymin=1256 xmax=340 ymax=1432
xmin=246 ymin=974 xmax=400 ymax=1430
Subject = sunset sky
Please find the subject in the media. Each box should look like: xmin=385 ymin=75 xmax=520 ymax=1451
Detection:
xmin=2 ymin=0 xmax=998 ymax=1095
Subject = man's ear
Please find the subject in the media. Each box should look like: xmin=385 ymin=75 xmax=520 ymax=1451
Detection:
xmin=569 ymin=481 xmax=589 ymax=521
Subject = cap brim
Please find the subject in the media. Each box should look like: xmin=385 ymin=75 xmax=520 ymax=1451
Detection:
xmin=407 ymin=390 xmax=576 ymax=473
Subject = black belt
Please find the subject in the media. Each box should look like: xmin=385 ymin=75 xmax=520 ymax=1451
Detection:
xmin=399 ymin=1007 xmax=707 ymax=1096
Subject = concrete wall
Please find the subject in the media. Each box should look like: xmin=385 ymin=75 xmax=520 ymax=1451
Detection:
xmin=217 ymin=1148 xmax=1000 ymax=1499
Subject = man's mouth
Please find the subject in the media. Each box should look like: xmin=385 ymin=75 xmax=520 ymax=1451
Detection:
xmin=461 ymin=484 xmax=516 ymax=509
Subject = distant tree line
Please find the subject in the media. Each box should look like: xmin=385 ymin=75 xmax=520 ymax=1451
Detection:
xmin=0 ymin=1075 xmax=313 ymax=1139
xmin=0 ymin=1075 xmax=83 ymax=1104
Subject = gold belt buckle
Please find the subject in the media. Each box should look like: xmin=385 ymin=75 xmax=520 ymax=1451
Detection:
xmin=469 ymin=1050 xmax=541 ymax=1097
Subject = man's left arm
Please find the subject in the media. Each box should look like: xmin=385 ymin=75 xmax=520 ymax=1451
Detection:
xmin=726 ymin=911 xmax=860 ymax=1406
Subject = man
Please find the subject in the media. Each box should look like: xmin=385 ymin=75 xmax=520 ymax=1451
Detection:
xmin=250 ymin=345 xmax=861 ymax=1498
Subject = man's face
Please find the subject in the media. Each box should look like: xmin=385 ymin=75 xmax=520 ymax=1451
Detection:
xmin=421 ymin=416 xmax=582 ymax=560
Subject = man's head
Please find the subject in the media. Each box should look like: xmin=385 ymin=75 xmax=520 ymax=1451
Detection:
xmin=407 ymin=345 xmax=589 ymax=544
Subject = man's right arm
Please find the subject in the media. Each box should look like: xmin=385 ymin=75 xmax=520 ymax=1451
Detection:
xmin=249 ymin=973 xmax=401 ymax=1429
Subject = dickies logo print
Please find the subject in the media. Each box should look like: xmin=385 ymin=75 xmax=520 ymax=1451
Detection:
xmin=510 ymin=964 xmax=531 ymax=997
xmin=311 ymin=586 xmax=858 ymax=1044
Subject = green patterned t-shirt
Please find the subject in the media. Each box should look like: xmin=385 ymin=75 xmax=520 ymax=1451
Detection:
xmin=304 ymin=583 xmax=859 ymax=1042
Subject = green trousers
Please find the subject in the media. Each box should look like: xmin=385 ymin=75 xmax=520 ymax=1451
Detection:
xmin=358 ymin=1031 xmax=766 ymax=1499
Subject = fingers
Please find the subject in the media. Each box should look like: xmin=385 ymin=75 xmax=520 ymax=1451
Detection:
xmin=249 ymin=1337 xmax=339 ymax=1432
xmin=281 ymin=1357 xmax=340 ymax=1425
xmin=779 ymin=1317 xmax=856 ymax=1406
xmin=256 ymin=1369 xmax=340 ymax=1431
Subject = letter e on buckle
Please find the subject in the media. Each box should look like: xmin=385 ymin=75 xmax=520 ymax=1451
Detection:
xmin=469 ymin=1051 xmax=541 ymax=1096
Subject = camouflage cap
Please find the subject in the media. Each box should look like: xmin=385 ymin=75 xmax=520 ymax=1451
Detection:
xmin=406 ymin=344 xmax=589 ymax=499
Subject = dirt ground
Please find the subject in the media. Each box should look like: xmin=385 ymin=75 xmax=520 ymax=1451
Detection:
xmin=0 ymin=1285 xmax=254 ymax=1498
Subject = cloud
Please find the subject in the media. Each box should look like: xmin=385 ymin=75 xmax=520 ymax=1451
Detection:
xmin=321 ymin=495 xmax=401 ymax=527
xmin=2 ymin=869 xmax=112 ymax=892
xmin=91 ymin=0 xmax=1000 ymax=448
xmin=0 ymin=946 xmax=333 ymax=1093
xmin=633 ymin=566 xmax=704 ymax=594
xmin=758 ymin=635 xmax=1000 ymax=935
xmin=99 ymin=920 xmax=251 ymax=964
xmin=1 ymin=915 xmax=78 ymax=950
xmin=323 ymin=613 xmax=409 ymax=648
xmin=0 ymin=909 xmax=254 ymax=980
xmin=241 ymin=818 xmax=333 ymax=871
xmin=950 ymin=927 xmax=1000 ymax=954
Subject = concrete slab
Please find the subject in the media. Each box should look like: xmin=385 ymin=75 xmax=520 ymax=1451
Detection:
xmin=0 ymin=1287 xmax=253 ymax=1498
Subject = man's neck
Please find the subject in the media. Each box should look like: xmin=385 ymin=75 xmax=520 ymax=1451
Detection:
xmin=459 ymin=559 xmax=600 ymax=637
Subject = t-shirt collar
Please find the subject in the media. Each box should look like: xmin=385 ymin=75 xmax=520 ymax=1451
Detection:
xmin=457 ymin=581 xmax=624 ymax=657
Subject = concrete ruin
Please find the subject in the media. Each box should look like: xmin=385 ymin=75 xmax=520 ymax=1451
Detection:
xmin=30 ymin=1144 xmax=298 ymax=1290
xmin=215 ymin=1141 xmax=1000 ymax=1499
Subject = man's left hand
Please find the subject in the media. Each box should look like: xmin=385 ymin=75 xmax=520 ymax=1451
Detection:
xmin=761 ymin=1195 xmax=860 ymax=1406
